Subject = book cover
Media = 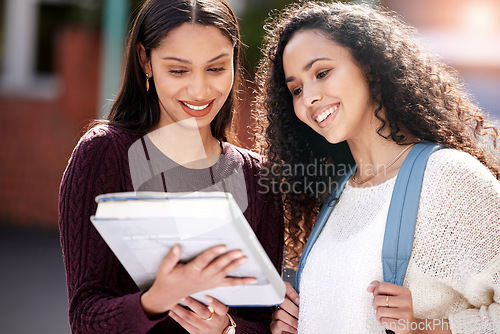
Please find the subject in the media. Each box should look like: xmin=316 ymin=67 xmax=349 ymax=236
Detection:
xmin=91 ymin=191 xmax=285 ymax=306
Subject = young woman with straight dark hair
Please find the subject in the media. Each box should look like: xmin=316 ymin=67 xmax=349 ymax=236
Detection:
xmin=59 ymin=1 xmax=283 ymax=333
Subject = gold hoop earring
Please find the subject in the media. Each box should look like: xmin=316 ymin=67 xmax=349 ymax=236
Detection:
xmin=145 ymin=73 xmax=150 ymax=92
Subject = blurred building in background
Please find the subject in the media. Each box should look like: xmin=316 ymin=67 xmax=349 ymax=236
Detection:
xmin=382 ymin=0 xmax=500 ymax=122
xmin=0 ymin=0 xmax=498 ymax=228
xmin=0 ymin=0 xmax=101 ymax=228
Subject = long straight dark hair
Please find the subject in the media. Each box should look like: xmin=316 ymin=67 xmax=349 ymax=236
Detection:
xmin=106 ymin=0 xmax=242 ymax=141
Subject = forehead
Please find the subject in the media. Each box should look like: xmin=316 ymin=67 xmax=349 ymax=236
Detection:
xmin=283 ymin=29 xmax=352 ymax=70
xmin=155 ymin=23 xmax=233 ymax=60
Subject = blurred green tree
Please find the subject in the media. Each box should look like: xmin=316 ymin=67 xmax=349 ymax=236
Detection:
xmin=237 ymin=0 xmax=296 ymax=76
xmin=237 ymin=0 xmax=356 ymax=76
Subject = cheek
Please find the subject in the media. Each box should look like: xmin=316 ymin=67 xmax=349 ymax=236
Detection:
xmin=157 ymin=84 xmax=178 ymax=102
xmin=222 ymin=72 xmax=234 ymax=95
xmin=153 ymin=73 xmax=176 ymax=96
xmin=293 ymin=103 xmax=308 ymax=123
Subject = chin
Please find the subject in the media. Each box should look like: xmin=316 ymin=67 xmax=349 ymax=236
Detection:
xmin=316 ymin=130 xmax=343 ymax=145
xmin=326 ymin=138 xmax=343 ymax=145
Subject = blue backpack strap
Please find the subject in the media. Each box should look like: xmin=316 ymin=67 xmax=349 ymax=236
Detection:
xmin=294 ymin=167 xmax=355 ymax=293
xmin=382 ymin=142 xmax=444 ymax=285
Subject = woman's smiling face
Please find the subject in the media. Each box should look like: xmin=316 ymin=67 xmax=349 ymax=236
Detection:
xmin=140 ymin=23 xmax=234 ymax=134
xmin=283 ymin=29 xmax=378 ymax=145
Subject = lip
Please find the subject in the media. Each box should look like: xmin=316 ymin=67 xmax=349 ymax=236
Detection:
xmin=179 ymin=99 xmax=215 ymax=118
xmin=311 ymin=103 xmax=340 ymax=128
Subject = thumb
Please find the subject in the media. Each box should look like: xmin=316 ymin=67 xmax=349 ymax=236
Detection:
xmin=158 ymin=244 xmax=181 ymax=275
xmin=367 ymin=280 xmax=380 ymax=293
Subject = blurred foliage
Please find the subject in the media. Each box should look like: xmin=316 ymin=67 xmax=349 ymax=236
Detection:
xmin=237 ymin=0 xmax=356 ymax=75
xmin=63 ymin=0 xmax=102 ymax=28
xmin=237 ymin=0 xmax=296 ymax=76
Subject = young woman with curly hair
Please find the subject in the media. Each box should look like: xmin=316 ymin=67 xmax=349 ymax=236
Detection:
xmin=254 ymin=1 xmax=500 ymax=333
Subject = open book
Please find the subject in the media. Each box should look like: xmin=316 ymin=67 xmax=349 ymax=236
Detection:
xmin=90 ymin=191 xmax=285 ymax=306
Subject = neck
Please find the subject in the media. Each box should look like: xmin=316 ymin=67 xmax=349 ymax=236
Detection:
xmin=347 ymin=135 xmax=415 ymax=187
xmin=148 ymin=121 xmax=221 ymax=168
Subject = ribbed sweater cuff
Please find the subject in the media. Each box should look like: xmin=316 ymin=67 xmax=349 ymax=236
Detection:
xmin=123 ymin=291 xmax=169 ymax=332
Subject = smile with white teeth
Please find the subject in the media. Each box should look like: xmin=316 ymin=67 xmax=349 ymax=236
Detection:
xmin=182 ymin=101 xmax=210 ymax=111
xmin=314 ymin=105 xmax=338 ymax=123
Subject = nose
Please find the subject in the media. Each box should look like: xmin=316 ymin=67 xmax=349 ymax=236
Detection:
xmin=302 ymin=82 xmax=322 ymax=107
xmin=187 ymin=72 xmax=210 ymax=99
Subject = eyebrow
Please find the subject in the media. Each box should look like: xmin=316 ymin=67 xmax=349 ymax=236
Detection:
xmin=285 ymin=57 xmax=331 ymax=83
xmin=162 ymin=53 xmax=230 ymax=64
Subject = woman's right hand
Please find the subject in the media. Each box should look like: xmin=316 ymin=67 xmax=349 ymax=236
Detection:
xmin=270 ymin=281 xmax=300 ymax=333
xmin=140 ymin=244 xmax=256 ymax=317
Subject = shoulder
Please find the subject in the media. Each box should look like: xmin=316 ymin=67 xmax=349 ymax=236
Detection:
xmin=62 ymin=124 xmax=140 ymax=195
xmin=413 ymin=149 xmax=500 ymax=278
xmin=419 ymin=147 xmax=500 ymax=222
xmin=222 ymin=142 xmax=264 ymax=171
xmin=221 ymin=143 xmax=273 ymax=201
xmin=72 ymin=124 xmax=141 ymax=162
xmin=423 ymin=148 xmax=499 ymax=190
xmin=77 ymin=123 xmax=140 ymax=152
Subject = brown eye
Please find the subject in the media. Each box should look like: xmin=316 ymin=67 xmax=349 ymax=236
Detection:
xmin=169 ymin=69 xmax=187 ymax=75
xmin=208 ymin=67 xmax=225 ymax=72
xmin=317 ymin=70 xmax=330 ymax=79
xmin=292 ymin=87 xmax=302 ymax=96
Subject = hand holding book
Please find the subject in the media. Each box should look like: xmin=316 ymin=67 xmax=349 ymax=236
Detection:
xmin=91 ymin=191 xmax=285 ymax=307
xmin=140 ymin=244 xmax=256 ymax=317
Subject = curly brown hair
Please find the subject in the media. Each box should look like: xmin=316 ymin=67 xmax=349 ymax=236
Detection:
xmin=253 ymin=1 xmax=500 ymax=268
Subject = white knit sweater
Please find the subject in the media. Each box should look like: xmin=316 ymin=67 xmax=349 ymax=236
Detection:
xmin=298 ymin=149 xmax=500 ymax=334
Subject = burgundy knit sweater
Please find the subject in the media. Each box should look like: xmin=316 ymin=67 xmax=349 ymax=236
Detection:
xmin=58 ymin=125 xmax=284 ymax=333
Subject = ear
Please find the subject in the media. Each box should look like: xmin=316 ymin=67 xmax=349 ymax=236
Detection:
xmin=137 ymin=42 xmax=152 ymax=76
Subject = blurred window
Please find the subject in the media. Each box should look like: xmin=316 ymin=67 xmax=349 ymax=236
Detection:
xmin=36 ymin=3 xmax=76 ymax=75
xmin=0 ymin=0 xmax=87 ymax=98
xmin=0 ymin=0 xmax=4 ymax=72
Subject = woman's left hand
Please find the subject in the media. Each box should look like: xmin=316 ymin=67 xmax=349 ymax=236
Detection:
xmin=367 ymin=280 xmax=416 ymax=334
xmin=169 ymin=296 xmax=230 ymax=334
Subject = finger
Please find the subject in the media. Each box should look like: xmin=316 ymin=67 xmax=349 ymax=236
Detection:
xmin=376 ymin=305 xmax=413 ymax=322
xmin=170 ymin=304 xmax=195 ymax=319
xmin=367 ymin=280 xmax=380 ymax=293
xmin=373 ymin=294 xmax=412 ymax=309
xmin=217 ymin=275 xmax=257 ymax=287
xmin=190 ymin=245 xmax=227 ymax=270
xmin=204 ymin=250 xmax=245 ymax=276
xmin=377 ymin=306 xmax=404 ymax=322
xmin=270 ymin=318 xmax=298 ymax=334
xmin=373 ymin=282 xmax=409 ymax=297
xmin=273 ymin=307 xmax=298 ymax=329
xmin=168 ymin=308 xmax=199 ymax=332
xmin=279 ymin=298 xmax=299 ymax=319
xmin=205 ymin=296 xmax=229 ymax=315
xmin=171 ymin=303 xmax=215 ymax=323
xmin=182 ymin=297 xmax=215 ymax=320
xmin=157 ymin=244 xmax=181 ymax=275
xmin=284 ymin=282 xmax=300 ymax=306
xmin=219 ymin=255 xmax=251 ymax=277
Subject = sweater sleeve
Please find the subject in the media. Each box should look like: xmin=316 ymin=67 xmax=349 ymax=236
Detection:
xmin=414 ymin=149 xmax=500 ymax=334
xmin=226 ymin=148 xmax=285 ymax=333
xmin=58 ymin=126 xmax=165 ymax=333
